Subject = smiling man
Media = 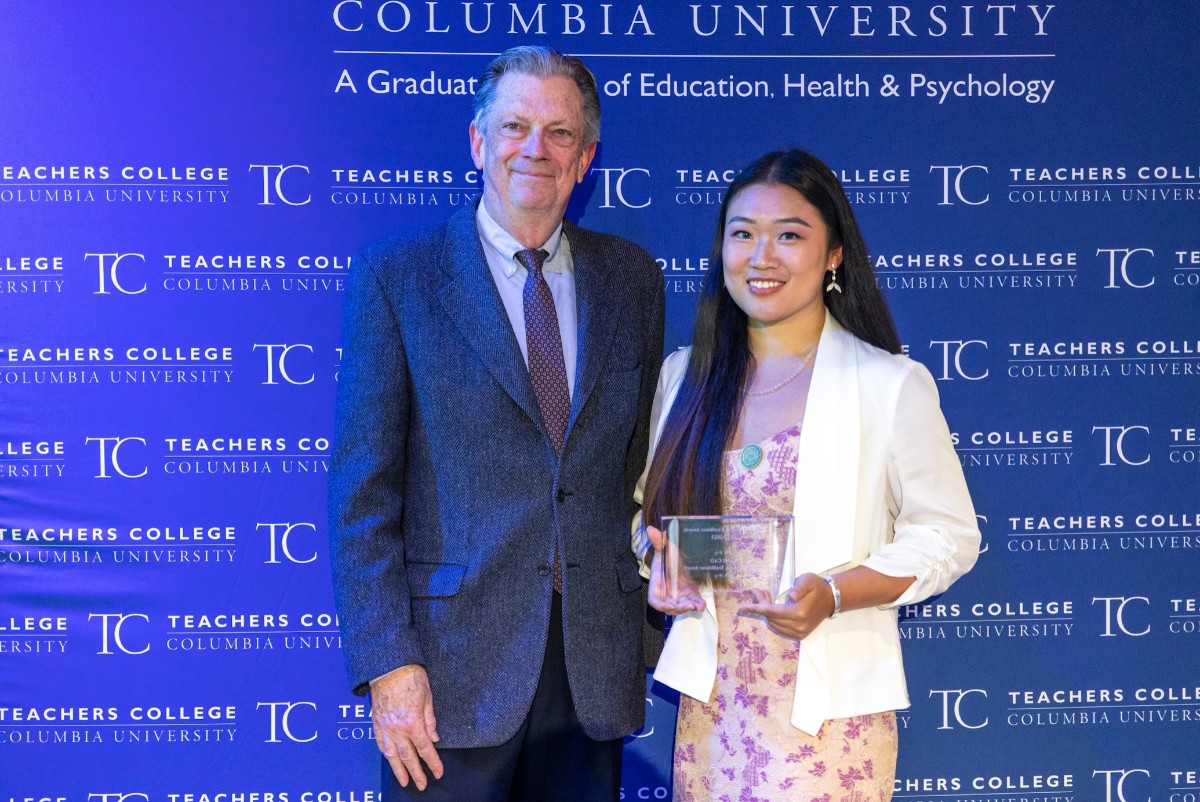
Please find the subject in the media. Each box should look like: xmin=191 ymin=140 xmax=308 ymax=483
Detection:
xmin=328 ymin=47 xmax=665 ymax=801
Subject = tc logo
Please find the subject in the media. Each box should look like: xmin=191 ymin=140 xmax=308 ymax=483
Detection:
xmin=1092 ymin=596 xmax=1151 ymax=637
xmin=928 ymin=340 xmax=989 ymax=381
xmin=87 ymin=252 xmax=147 ymax=295
xmin=249 ymin=164 xmax=311 ymax=206
xmin=626 ymin=695 xmax=656 ymax=739
xmin=1093 ymin=769 xmax=1150 ymax=802
xmin=90 ymin=613 xmax=151 ymax=655
xmin=1092 ymin=425 xmax=1150 ymax=466
xmin=258 ymin=701 xmax=318 ymax=743
xmin=976 ymin=513 xmax=989 ymax=554
xmin=254 ymin=343 xmax=315 ymax=385
xmin=1097 ymin=248 xmax=1155 ymax=289
xmin=258 ymin=522 xmax=319 ymax=564
xmin=929 ymin=689 xmax=988 ymax=730
xmin=930 ymin=165 xmax=989 ymax=206
xmin=88 ymin=795 xmax=150 ymax=802
xmin=593 ymin=167 xmax=651 ymax=209
xmin=85 ymin=436 xmax=148 ymax=479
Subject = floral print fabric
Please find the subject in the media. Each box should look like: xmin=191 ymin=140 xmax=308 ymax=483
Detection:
xmin=672 ymin=424 xmax=898 ymax=802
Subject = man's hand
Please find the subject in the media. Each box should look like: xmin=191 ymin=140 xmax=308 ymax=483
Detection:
xmin=646 ymin=525 xmax=706 ymax=615
xmin=370 ymin=665 xmax=444 ymax=790
xmin=739 ymin=573 xmax=835 ymax=640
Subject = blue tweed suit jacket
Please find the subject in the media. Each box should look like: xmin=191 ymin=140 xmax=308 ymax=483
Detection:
xmin=328 ymin=205 xmax=664 ymax=748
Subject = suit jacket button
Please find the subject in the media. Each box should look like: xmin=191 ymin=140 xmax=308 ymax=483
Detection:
xmin=556 ymin=488 xmax=566 ymax=503
xmin=538 ymin=563 xmax=550 ymax=576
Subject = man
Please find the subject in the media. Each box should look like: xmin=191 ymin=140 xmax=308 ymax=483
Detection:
xmin=328 ymin=46 xmax=664 ymax=801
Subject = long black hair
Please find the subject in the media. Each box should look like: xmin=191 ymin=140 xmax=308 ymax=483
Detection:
xmin=642 ymin=149 xmax=901 ymax=526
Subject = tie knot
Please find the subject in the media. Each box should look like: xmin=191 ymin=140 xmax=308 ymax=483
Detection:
xmin=515 ymin=248 xmax=550 ymax=277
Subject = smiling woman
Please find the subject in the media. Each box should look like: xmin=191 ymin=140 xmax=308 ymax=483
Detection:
xmin=721 ymin=183 xmax=839 ymax=336
xmin=635 ymin=150 xmax=979 ymax=802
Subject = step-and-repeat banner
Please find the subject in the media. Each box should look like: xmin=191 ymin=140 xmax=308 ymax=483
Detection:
xmin=2 ymin=3 xmax=1197 ymax=800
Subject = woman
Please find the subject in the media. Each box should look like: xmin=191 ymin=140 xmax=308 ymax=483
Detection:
xmin=633 ymin=150 xmax=980 ymax=801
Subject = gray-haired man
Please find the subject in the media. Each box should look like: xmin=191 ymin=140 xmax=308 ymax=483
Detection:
xmin=329 ymin=46 xmax=664 ymax=800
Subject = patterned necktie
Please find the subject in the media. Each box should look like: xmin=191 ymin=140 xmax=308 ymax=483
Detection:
xmin=516 ymin=247 xmax=569 ymax=593
xmin=516 ymin=248 xmax=570 ymax=452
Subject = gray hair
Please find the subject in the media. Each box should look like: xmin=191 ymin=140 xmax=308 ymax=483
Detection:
xmin=472 ymin=46 xmax=601 ymax=146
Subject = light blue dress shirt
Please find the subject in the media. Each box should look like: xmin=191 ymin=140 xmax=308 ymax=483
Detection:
xmin=476 ymin=202 xmax=579 ymax=398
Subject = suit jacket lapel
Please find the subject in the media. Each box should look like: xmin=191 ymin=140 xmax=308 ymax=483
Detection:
xmin=437 ymin=207 xmax=544 ymax=430
xmin=792 ymin=312 xmax=860 ymax=574
xmin=566 ymin=223 xmax=620 ymax=437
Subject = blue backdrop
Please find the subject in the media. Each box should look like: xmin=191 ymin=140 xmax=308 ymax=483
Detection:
xmin=2 ymin=3 xmax=1197 ymax=800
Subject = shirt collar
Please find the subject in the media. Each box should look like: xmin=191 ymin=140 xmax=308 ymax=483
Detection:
xmin=477 ymin=201 xmax=566 ymax=277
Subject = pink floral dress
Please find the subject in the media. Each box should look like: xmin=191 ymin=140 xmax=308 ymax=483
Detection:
xmin=672 ymin=423 xmax=898 ymax=802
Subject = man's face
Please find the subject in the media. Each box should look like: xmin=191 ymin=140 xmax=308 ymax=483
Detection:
xmin=470 ymin=72 xmax=596 ymax=233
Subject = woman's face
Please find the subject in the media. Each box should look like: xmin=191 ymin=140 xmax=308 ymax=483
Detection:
xmin=721 ymin=182 xmax=841 ymax=332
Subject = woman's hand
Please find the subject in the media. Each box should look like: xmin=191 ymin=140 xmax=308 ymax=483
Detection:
xmin=739 ymin=572 xmax=834 ymax=640
xmin=645 ymin=525 xmax=706 ymax=615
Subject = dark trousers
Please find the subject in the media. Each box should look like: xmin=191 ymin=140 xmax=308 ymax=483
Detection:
xmin=383 ymin=593 xmax=623 ymax=802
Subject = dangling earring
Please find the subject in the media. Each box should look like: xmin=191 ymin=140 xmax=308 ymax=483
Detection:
xmin=825 ymin=263 xmax=842 ymax=294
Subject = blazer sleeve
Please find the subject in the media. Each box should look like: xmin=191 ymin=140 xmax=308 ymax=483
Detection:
xmin=860 ymin=360 xmax=981 ymax=606
xmin=626 ymin=266 xmax=666 ymax=525
xmin=328 ymin=246 xmax=425 ymax=695
xmin=632 ymin=347 xmax=690 ymax=574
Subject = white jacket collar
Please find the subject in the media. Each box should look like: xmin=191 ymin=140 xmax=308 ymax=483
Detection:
xmin=792 ymin=312 xmax=860 ymax=576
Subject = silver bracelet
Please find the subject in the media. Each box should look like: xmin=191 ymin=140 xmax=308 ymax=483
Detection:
xmin=822 ymin=574 xmax=842 ymax=618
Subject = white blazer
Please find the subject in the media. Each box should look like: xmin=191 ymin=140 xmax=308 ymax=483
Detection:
xmin=633 ymin=313 xmax=980 ymax=735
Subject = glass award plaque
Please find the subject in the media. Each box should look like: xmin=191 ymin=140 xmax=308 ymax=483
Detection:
xmin=663 ymin=515 xmax=793 ymax=600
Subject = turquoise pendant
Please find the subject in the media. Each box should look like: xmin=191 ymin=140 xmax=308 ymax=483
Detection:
xmin=739 ymin=443 xmax=763 ymax=469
